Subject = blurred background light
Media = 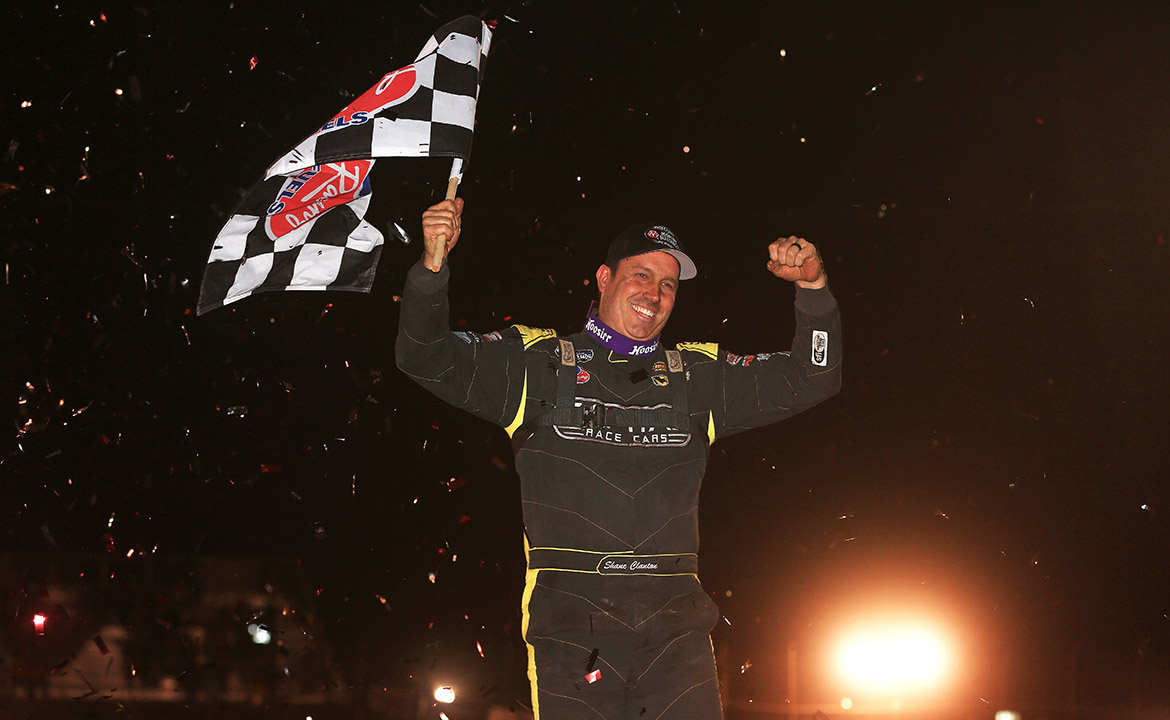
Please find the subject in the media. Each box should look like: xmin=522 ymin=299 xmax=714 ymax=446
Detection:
xmin=434 ymin=685 xmax=456 ymax=703
xmin=833 ymin=619 xmax=953 ymax=694
xmin=247 ymin=622 xmax=271 ymax=645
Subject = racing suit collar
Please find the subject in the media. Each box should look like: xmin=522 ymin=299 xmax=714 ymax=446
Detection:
xmin=583 ymin=303 xmax=660 ymax=358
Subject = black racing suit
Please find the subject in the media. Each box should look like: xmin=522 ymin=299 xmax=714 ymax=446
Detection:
xmin=396 ymin=260 xmax=842 ymax=720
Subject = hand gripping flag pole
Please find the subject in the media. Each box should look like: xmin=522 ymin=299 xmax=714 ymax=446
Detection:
xmin=196 ymin=16 xmax=492 ymax=315
xmin=429 ymin=157 xmax=463 ymax=272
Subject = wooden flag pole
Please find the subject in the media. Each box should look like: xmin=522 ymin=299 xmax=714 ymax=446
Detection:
xmin=428 ymin=172 xmax=461 ymax=272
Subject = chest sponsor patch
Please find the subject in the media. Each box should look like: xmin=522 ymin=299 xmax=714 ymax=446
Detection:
xmin=576 ymin=367 xmax=591 ymax=384
xmin=651 ymin=374 xmax=669 ymax=387
xmin=551 ymin=398 xmax=692 ymax=447
xmin=556 ymin=347 xmax=595 ymax=364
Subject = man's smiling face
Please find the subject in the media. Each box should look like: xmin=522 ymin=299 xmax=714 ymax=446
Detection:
xmin=595 ymin=251 xmax=680 ymax=341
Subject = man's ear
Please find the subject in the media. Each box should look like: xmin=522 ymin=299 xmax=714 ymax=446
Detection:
xmin=595 ymin=264 xmax=610 ymax=293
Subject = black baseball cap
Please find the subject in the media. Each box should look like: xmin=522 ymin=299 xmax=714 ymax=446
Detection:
xmin=605 ymin=224 xmax=697 ymax=280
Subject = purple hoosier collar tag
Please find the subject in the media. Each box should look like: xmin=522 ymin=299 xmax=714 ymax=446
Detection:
xmin=582 ymin=312 xmax=659 ymax=357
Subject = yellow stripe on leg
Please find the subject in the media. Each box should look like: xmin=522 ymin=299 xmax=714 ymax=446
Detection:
xmin=521 ymin=536 xmax=541 ymax=720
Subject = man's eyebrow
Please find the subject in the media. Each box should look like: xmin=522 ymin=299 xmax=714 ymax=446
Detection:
xmin=631 ymin=263 xmax=675 ymax=278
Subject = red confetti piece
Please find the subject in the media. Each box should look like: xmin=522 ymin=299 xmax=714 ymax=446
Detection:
xmin=476 ymin=641 xmax=484 ymax=657
xmin=93 ymin=635 xmax=110 ymax=655
xmin=585 ymin=669 xmax=601 ymax=684
xmin=249 ymin=56 xmax=258 ymax=71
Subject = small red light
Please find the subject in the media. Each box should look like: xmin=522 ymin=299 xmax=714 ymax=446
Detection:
xmin=33 ymin=614 xmax=46 ymax=635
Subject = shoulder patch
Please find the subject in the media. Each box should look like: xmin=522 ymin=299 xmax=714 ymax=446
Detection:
xmin=676 ymin=341 xmax=719 ymax=360
xmin=512 ymin=324 xmax=558 ymax=350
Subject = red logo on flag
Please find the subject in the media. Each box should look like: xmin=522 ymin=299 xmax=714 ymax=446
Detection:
xmin=318 ymin=66 xmax=420 ymax=133
xmin=576 ymin=367 xmax=591 ymax=384
xmin=265 ymin=160 xmax=372 ymax=239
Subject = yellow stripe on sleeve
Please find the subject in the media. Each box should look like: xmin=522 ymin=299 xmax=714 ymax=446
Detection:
xmin=513 ymin=324 xmax=557 ymax=349
xmin=676 ymin=341 xmax=719 ymax=359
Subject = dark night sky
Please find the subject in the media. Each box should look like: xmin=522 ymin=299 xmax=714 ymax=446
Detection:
xmin=3 ymin=0 xmax=1169 ymax=713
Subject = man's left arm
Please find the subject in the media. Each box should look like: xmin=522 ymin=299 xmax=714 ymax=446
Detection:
xmin=704 ymin=236 xmax=842 ymax=440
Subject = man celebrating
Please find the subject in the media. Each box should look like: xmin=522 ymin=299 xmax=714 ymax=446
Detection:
xmin=396 ymin=198 xmax=841 ymax=720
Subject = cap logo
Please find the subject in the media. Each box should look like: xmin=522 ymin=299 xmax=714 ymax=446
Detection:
xmin=645 ymin=225 xmax=680 ymax=251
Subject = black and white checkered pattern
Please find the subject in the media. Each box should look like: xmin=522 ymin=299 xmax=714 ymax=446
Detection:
xmin=196 ymin=163 xmax=383 ymax=316
xmin=265 ymin=16 xmax=492 ymax=179
xmin=196 ymin=16 xmax=491 ymax=316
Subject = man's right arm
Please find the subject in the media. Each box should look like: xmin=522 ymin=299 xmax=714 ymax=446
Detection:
xmin=395 ymin=204 xmax=527 ymax=427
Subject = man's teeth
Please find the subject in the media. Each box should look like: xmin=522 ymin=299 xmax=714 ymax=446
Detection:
xmin=631 ymin=304 xmax=655 ymax=319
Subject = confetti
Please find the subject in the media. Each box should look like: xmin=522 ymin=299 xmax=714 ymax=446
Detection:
xmin=0 ymin=7 xmax=1161 ymax=711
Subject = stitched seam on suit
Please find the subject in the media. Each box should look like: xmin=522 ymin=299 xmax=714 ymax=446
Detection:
xmin=634 ymin=591 xmax=701 ymax=629
xmin=631 ymin=457 xmax=704 ymax=496
xmin=652 ymin=676 xmax=718 ymax=720
xmin=590 ymin=372 xmax=654 ymax=404
xmin=400 ymin=327 xmax=445 ymax=346
xmin=397 ymin=367 xmax=455 ymax=384
xmin=521 ymin=450 xmax=635 ymax=498
xmin=528 ymin=634 xmax=629 ymax=683
xmin=535 ymin=688 xmax=615 ymax=720
xmin=634 ymin=629 xmax=700 ymax=682
xmin=634 ymin=507 xmax=698 ymax=550
xmin=498 ymin=354 xmax=512 ymax=424
xmin=460 ymin=343 xmax=481 ymax=406
xmin=522 ymin=501 xmax=633 ymax=548
xmin=533 ymin=583 xmax=635 ymax=631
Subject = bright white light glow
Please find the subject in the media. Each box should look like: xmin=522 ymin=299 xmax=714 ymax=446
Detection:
xmin=995 ymin=712 xmax=1021 ymax=720
xmin=434 ymin=686 xmax=456 ymax=703
xmin=834 ymin=621 xmax=952 ymax=693
xmin=841 ymin=697 xmax=853 ymax=710
xmin=247 ymin=622 xmax=271 ymax=645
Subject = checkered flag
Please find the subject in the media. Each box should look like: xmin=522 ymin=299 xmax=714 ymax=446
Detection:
xmin=265 ymin=15 xmax=492 ymax=179
xmin=196 ymin=16 xmax=492 ymax=316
